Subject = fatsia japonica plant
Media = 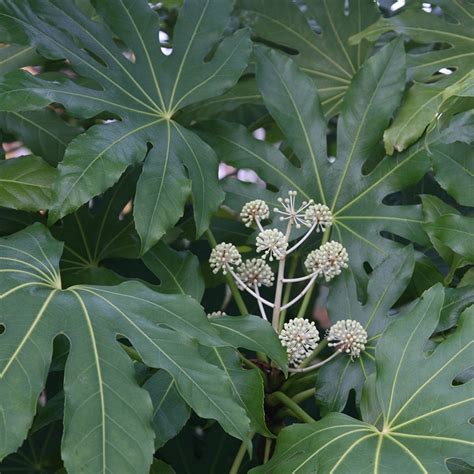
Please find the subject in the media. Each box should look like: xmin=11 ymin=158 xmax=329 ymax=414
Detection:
xmin=0 ymin=0 xmax=472 ymax=473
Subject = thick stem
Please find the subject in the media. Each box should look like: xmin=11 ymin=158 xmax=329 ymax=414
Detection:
xmin=292 ymin=388 xmax=316 ymax=404
xmin=266 ymin=391 xmax=315 ymax=423
xmin=263 ymin=438 xmax=272 ymax=464
xmin=289 ymin=351 xmax=339 ymax=374
xmin=229 ymin=436 xmax=253 ymax=474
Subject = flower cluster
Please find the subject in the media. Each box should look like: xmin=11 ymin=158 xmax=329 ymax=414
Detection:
xmin=240 ymin=199 xmax=269 ymax=227
xmin=236 ymin=258 xmax=274 ymax=288
xmin=209 ymin=243 xmax=241 ymax=275
xmin=279 ymin=318 xmax=320 ymax=366
xmin=304 ymin=241 xmax=349 ymax=282
xmin=327 ymin=320 xmax=368 ymax=359
xmin=256 ymin=229 xmax=288 ymax=260
xmin=208 ymin=191 xmax=364 ymax=368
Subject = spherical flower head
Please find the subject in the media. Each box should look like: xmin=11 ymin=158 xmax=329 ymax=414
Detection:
xmin=256 ymin=229 xmax=288 ymax=261
xmin=209 ymin=243 xmax=242 ymax=275
xmin=304 ymin=204 xmax=333 ymax=232
xmin=279 ymin=318 xmax=320 ymax=366
xmin=304 ymin=241 xmax=349 ymax=281
xmin=240 ymin=200 xmax=270 ymax=227
xmin=236 ymin=258 xmax=274 ymax=289
xmin=327 ymin=319 xmax=367 ymax=359
xmin=207 ymin=311 xmax=226 ymax=319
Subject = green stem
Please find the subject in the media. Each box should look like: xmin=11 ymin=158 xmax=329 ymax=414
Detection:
xmin=296 ymin=283 xmax=315 ymax=318
xmin=263 ymin=438 xmax=272 ymax=464
xmin=229 ymin=435 xmax=254 ymax=474
xmin=121 ymin=343 xmax=142 ymax=362
xmin=292 ymin=388 xmax=316 ymax=404
xmin=279 ymin=254 xmax=299 ymax=331
xmin=266 ymin=392 xmax=315 ymax=423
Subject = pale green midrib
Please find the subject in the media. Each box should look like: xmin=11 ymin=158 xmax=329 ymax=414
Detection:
xmin=0 ymin=290 xmax=57 ymax=378
xmin=167 ymin=0 xmax=210 ymax=110
xmin=55 ymin=119 xmax=162 ymax=217
xmin=116 ymin=0 xmax=165 ymax=111
xmin=70 ymin=291 xmax=107 ymax=474
xmin=12 ymin=111 xmax=68 ymax=147
xmin=172 ymin=122 xmax=207 ymax=231
xmin=250 ymin=11 xmax=353 ymax=80
xmin=141 ymin=121 xmax=172 ymax=253
xmin=0 ymin=13 xmax=159 ymax=115
xmin=331 ymin=43 xmax=397 ymax=212
xmin=265 ymin=56 xmax=326 ymax=204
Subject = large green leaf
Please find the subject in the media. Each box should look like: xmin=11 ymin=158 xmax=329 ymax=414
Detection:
xmin=351 ymin=0 xmax=474 ymax=153
xmin=0 ymin=155 xmax=56 ymax=211
xmin=237 ymin=0 xmax=380 ymax=117
xmin=0 ymin=223 xmax=256 ymax=472
xmin=0 ymin=110 xmax=81 ymax=166
xmin=315 ymin=246 xmax=415 ymax=414
xmin=203 ymin=40 xmax=436 ymax=288
xmin=0 ymin=0 xmax=252 ymax=252
xmin=425 ymin=214 xmax=474 ymax=263
xmin=253 ymin=285 xmax=474 ymax=473
xmin=429 ymin=142 xmax=474 ymax=207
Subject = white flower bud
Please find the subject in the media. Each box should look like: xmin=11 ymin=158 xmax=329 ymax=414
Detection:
xmin=209 ymin=243 xmax=242 ymax=275
xmin=207 ymin=311 xmax=226 ymax=319
xmin=304 ymin=204 xmax=333 ymax=232
xmin=256 ymin=229 xmax=288 ymax=261
xmin=236 ymin=258 xmax=274 ymax=288
xmin=279 ymin=318 xmax=320 ymax=366
xmin=327 ymin=319 xmax=367 ymax=359
xmin=240 ymin=200 xmax=270 ymax=227
xmin=304 ymin=241 xmax=349 ymax=281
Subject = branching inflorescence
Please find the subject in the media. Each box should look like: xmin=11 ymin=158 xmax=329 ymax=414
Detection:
xmin=209 ymin=191 xmax=368 ymax=373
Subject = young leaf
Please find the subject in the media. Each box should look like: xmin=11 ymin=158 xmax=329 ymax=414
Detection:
xmin=351 ymin=0 xmax=474 ymax=153
xmin=0 ymin=224 xmax=253 ymax=472
xmin=0 ymin=0 xmax=252 ymax=252
xmin=253 ymin=285 xmax=474 ymax=473
xmin=237 ymin=0 xmax=380 ymax=117
xmin=315 ymin=246 xmax=415 ymax=414
xmin=204 ymin=40 xmax=432 ymax=289
xmin=0 ymin=155 xmax=57 ymax=211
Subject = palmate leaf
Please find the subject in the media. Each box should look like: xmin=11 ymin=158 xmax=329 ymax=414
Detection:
xmin=0 ymin=0 xmax=252 ymax=253
xmin=204 ymin=40 xmax=436 ymax=288
xmin=253 ymin=285 xmax=474 ymax=473
xmin=237 ymin=0 xmax=380 ymax=117
xmin=52 ymin=168 xmax=140 ymax=286
xmin=315 ymin=246 xmax=415 ymax=415
xmin=351 ymin=0 xmax=474 ymax=154
xmin=0 ymin=41 xmax=79 ymax=165
xmin=0 ymin=223 xmax=257 ymax=473
xmin=0 ymin=155 xmax=57 ymax=211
